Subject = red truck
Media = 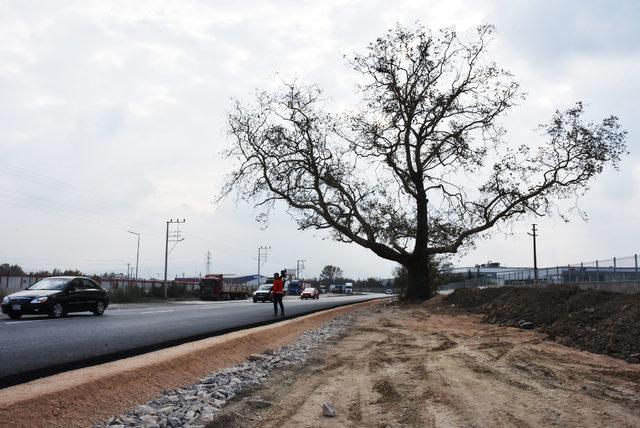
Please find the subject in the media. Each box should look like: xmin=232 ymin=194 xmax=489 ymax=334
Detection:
xmin=198 ymin=275 xmax=253 ymax=300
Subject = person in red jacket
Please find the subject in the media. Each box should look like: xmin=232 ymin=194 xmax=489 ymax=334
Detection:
xmin=272 ymin=272 xmax=285 ymax=317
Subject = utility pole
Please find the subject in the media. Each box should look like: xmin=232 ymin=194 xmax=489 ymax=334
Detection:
xmin=128 ymin=231 xmax=140 ymax=280
xmin=164 ymin=219 xmax=186 ymax=299
xmin=126 ymin=263 xmax=131 ymax=279
xmin=205 ymin=250 xmax=212 ymax=275
xmin=257 ymin=246 xmax=270 ymax=280
xmin=296 ymin=259 xmax=306 ymax=279
xmin=528 ymin=224 xmax=538 ymax=284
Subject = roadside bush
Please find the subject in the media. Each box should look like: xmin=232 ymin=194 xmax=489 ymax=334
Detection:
xmin=108 ymin=283 xmax=199 ymax=303
xmin=147 ymin=283 xmax=199 ymax=299
xmin=108 ymin=284 xmax=147 ymax=303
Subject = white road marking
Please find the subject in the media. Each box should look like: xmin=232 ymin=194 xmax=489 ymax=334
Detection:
xmin=138 ymin=309 xmax=175 ymax=314
xmin=169 ymin=300 xmax=251 ymax=305
xmin=3 ymin=319 xmax=48 ymax=325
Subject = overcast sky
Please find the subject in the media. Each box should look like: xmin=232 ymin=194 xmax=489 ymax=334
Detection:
xmin=0 ymin=0 xmax=638 ymax=279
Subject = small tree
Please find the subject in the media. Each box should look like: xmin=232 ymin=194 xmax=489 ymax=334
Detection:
xmin=319 ymin=265 xmax=344 ymax=285
xmin=221 ymin=24 xmax=627 ymax=300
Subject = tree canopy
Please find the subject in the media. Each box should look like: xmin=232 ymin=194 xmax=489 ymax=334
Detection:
xmin=221 ymin=24 xmax=627 ymax=299
xmin=0 ymin=263 xmax=26 ymax=276
xmin=319 ymin=265 xmax=344 ymax=285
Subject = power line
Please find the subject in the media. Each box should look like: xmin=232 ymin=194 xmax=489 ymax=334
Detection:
xmin=0 ymin=160 xmax=128 ymax=212
xmin=0 ymin=189 xmax=164 ymax=239
xmin=0 ymin=162 xmax=287 ymax=278
xmin=0 ymin=161 xmax=170 ymax=238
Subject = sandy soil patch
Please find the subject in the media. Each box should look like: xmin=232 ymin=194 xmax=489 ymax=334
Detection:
xmin=207 ymin=298 xmax=640 ymax=427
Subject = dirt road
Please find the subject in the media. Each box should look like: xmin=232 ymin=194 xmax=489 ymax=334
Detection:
xmin=209 ymin=298 xmax=640 ymax=427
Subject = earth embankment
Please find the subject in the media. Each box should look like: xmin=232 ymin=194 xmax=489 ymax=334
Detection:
xmin=445 ymin=285 xmax=640 ymax=362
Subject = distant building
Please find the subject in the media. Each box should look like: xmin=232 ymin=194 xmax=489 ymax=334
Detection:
xmin=496 ymin=266 xmax=640 ymax=285
xmin=450 ymin=262 xmax=531 ymax=279
xmin=448 ymin=262 xmax=640 ymax=288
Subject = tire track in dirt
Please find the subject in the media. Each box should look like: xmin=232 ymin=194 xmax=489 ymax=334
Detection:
xmin=204 ymin=299 xmax=640 ymax=427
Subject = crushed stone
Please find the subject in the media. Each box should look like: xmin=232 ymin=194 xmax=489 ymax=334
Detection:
xmin=95 ymin=315 xmax=354 ymax=428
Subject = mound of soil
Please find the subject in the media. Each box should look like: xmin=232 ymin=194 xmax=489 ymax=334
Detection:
xmin=444 ymin=286 xmax=514 ymax=311
xmin=444 ymin=286 xmax=640 ymax=363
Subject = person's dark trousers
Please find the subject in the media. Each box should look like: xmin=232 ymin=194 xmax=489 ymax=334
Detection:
xmin=273 ymin=293 xmax=284 ymax=316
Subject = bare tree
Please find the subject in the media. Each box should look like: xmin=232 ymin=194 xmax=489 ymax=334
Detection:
xmin=221 ymin=25 xmax=627 ymax=299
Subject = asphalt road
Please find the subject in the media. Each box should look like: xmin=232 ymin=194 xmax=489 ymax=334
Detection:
xmin=0 ymin=294 xmax=385 ymax=387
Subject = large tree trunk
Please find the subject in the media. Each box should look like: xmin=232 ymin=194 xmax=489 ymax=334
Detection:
xmin=404 ymin=259 xmax=433 ymax=300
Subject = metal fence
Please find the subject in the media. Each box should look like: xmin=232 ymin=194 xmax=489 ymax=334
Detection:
xmin=441 ymin=253 xmax=640 ymax=294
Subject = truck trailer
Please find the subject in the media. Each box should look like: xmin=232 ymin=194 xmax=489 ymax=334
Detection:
xmin=287 ymin=280 xmax=303 ymax=295
xmin=199 ymin=274 xmax=253 ymax=300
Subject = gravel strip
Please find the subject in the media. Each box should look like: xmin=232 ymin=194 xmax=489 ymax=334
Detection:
xmin=95 ymin=315 xmax=354 ymax=428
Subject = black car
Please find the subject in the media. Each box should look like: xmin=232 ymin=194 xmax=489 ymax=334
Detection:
xmin=252 ymin=284 xmax=273 ymax=303
xmin=1 ymin=276 xmax=109 ymax=320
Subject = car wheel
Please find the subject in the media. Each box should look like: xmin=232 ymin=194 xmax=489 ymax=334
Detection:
xmin=8 ymin=312 xmax=22 ymax=320
xmin=49 ymin=303 xmax=65 ymax=319
xmin=93 ymin=301 xmax=106 ymax=316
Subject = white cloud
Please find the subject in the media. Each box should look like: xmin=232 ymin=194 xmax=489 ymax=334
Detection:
xmin=0 ymin=0 xmax=638 ymax=278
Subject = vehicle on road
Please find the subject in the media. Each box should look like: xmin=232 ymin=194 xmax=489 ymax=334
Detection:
xmin=300 ymin=287 xmax=320 ymax=300
xmin=385 ymin=288 xmax=393 ymax=295
xmin=300 ymin=287 xmax=319 ymax=300
xmin=1 ymin=276 xmax=109 ymax=319
xmin=344 ymin=282 xmax=353 ymax=294
xmin=253 ymin=284 xmax=273 ymax=302
xmin=199 ymin=274 xmax=253 ymax=300
xmin=287 ymin=280 xmax=303 ymax=295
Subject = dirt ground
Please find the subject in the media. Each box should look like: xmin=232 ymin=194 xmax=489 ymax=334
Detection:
xmin=445 ymin=286 xmax=640 ymax=362
xmin=207 ymin=298 xmax=640 ymax=427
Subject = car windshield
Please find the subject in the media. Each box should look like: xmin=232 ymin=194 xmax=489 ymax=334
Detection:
xmin=28 ymin=278 xmax=70 ymax=290
xmin=304 ymin=288 xmax=316 ymax=292
xmin=258 ymin=284 xmax=272 ymax=291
